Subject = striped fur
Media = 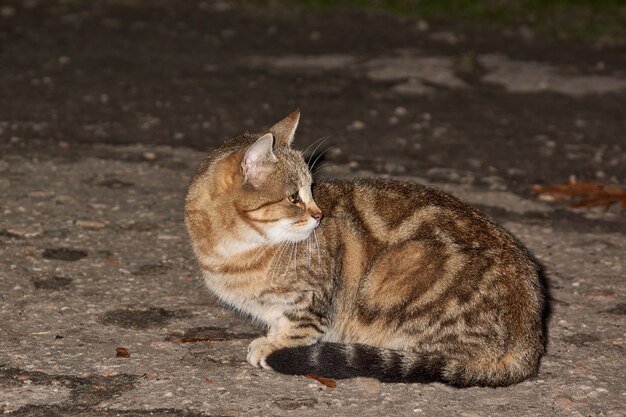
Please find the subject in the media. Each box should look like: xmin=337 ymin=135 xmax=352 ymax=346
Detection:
xmin=185 ymin=112 xmax=545 ymax=387
xmin=267 ymin=343 xmax=447 ymax=384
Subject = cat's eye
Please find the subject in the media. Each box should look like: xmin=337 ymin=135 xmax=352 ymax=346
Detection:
xmin=287 ymin=192 xmax=301 ymax=204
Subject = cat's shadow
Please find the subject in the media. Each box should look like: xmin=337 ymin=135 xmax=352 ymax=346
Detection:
xmin=536 ymin=262 xmax=553 ymax=353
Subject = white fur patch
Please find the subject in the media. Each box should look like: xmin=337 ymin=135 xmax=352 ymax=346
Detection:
xmin=264 ymin=217 xmax=318 ymax=244
xmin=264 ymin=219 xmax=300 ymax=243
xmin=202 ymin=272 xmax=286 ymax=327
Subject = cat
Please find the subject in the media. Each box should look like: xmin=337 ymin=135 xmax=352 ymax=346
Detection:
xmin=184 ymin=111 xmax=545 ymax=387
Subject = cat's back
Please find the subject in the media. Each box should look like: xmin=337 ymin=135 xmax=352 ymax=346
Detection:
xmin=315 ymin=177 xmax=475 ymax=214
xmin=313 ymin=177 xmax=520 ymax=252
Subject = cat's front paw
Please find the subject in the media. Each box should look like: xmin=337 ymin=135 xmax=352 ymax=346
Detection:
xmin=247 ymin=337 xmax=278 ymax=369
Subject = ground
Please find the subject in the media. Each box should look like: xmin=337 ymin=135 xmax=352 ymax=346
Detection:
xmin=0 ymin=1 xmax=625 ymax=416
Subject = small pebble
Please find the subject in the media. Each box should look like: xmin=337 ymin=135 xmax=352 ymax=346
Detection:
xmin=416 ymin=20 xmax=429 ymax=32
xmin=100 ymin=369 xmax=118 ymax=377
xmin=0 ymin=6 xmax=15 ymax=17
xmin=384 ymin=162 xmax=406 ymax=175
xmin=327 ymin=148 xmax=342 ymax=158
xmin=354 ymin=377 xmax=381 ymax=394
xmin=349 ymin=120 xmax=365 ymax=130
xmin=5 ymin=228 xmax=42 ymax=238
xmin=394 ymin=106 xmax=408 ymax=116
xmin=28 ymin=191 xmax=54 ymax=199
xmin=553 ymin=394 xmax=574 ymax=410
xmin=75 ymin=220 xmax=106 ymax=230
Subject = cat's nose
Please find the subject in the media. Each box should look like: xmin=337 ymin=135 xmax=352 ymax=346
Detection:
xmin=310 ymin=210 xmax=323 ymax=222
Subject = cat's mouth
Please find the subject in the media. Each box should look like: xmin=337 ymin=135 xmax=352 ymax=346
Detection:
xmin=287 ymin=218 xmax=320 ymax=240
xmin=292 ymin=218 xmax=319 ymax=227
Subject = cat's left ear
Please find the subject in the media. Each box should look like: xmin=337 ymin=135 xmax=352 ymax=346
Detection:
xmin=241 ymin=133 xmax=276 ymax=188
xmin=270 ymin=110 xmax=300 ymax=147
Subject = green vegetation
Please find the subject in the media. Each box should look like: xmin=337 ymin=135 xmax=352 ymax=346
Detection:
xmin=250 ymin=0 xmax=626 ymax=43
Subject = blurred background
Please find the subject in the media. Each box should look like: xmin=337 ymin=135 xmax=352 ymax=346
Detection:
xmin=1 ymin=0 xmax=625 ymax=194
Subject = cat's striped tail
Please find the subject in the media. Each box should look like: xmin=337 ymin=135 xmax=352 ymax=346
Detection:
xmin=265 ymin=342 xmax=538 ymax=387
xmin=265 ymin=342 xmax=448 ymax=385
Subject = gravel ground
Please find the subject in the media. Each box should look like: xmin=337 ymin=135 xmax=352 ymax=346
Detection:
xmin=0 ymin=1 xmax=625 ymax=416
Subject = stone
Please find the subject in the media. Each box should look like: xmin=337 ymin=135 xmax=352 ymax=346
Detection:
xmin=75 ymin=220 xmax=107 ymax=229
xmin=349 ymin=120 xmax=365 ymax=130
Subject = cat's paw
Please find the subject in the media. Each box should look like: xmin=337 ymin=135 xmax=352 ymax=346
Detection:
xmin=247 ymin=337 xmax=277 ymax=369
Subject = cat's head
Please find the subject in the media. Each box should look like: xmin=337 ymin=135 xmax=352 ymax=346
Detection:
xmin=187 ymin=111 xmax=322 ymax=248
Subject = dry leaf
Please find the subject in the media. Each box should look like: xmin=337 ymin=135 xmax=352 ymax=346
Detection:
xmin=304 ymin=373 xmax=337 ymax=388
xmin=104 ymin=257 xmax=119 ymax=265
xmin=115 ymin=347 xmax=130 ymax=358
xmin=532 ymin=180 xmax=626 ymax=209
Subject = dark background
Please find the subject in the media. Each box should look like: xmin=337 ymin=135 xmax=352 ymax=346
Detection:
xmin=1 ymin=0 xmax=625 ymax=195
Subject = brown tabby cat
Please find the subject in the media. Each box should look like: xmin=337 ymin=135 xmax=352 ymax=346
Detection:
xmin=184 ymin=111 xmax=545 ymax=387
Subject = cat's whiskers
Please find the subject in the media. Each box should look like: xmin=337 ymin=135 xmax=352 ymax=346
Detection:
xmin=268 ymin=241 xmax=290 ymax=282
xmin=273 ymin=241 xmax=290 ymax=282
xmin=312 ymin=162 xmax=331 ymax=177
xmin=287 ymin=240 xmax=297 ymax=280
xmin=247 ymin=243 xmax=271 ymax=268
xmin=281 ymin=240 xmax=295 ymax=281
xmin=287 ymin=241 xmax=298 ymax=279
xmin=302 ymin=136 xmax=329 ymax=160
xmin=307 ymin=137 xmax=329 ymax=167
xmin=309 ymin=145 xmax=337 ymax=173
xmin=313 ymin=229 xmax=322 ymax=268
xmin=295 ymin=240 xmax=299 ymax=280
xmin=306 ymin=234 xmax=312 ymax=272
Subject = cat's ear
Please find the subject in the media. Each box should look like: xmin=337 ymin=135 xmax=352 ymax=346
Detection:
xmin=270 ymin=110 xmax=300 ymax=147
xmin=241 ymin=133 xmax=276 ymax=186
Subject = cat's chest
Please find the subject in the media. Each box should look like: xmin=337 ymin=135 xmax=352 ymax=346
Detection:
xmin=202 ymin=271 xmax=285 ymax=325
